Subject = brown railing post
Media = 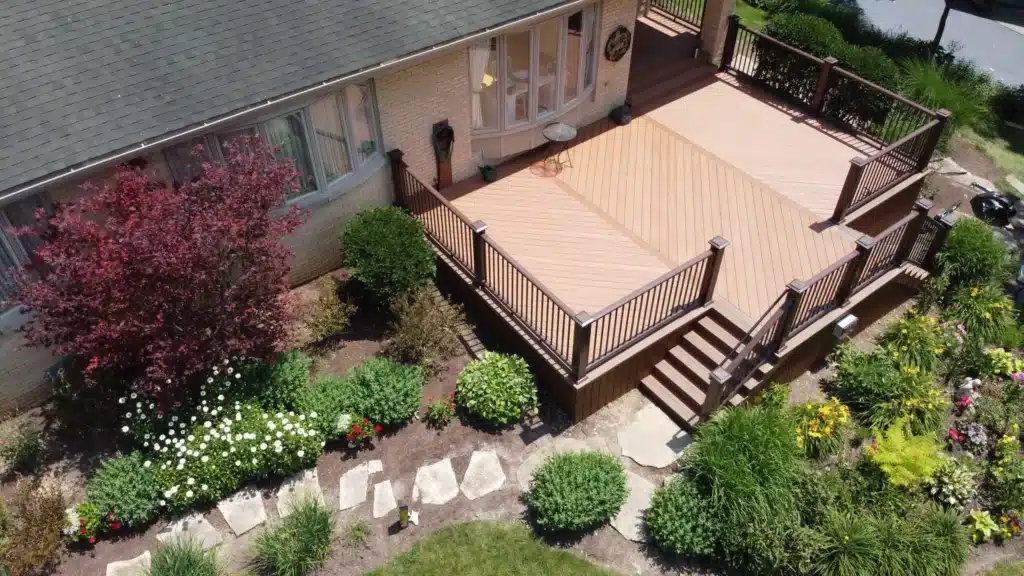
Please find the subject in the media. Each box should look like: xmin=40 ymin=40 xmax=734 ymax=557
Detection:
xmin=776 ymin=280 xmax=808 ymax=345
xmin=831 ymin=156 xmax=868 ymax=222
xmin=702 ymin=368 xmax=731 ymax=419
xmin=471 ymin=220 xmax=488 ymax=287
xmin=836 ymin=236 xmax=873 ymax=306
xmin=701 ymin=236 xmax=729 ymax=304
xmin=811 ymin=56 xmax=839 ymax=117
xmin=918 ymin=109 xmax=952 ymax=171
xmin=387 ymin=149 xmax=407 ymax=208
xmin=922 ymin=211 xmax=955 ymax=271
xmin=896 ymin=199 xmax=933 ymax=262
xmin=718 ymin=15 xmax=741 ymax=72
xmin=571 ymin=312 xmax=593 ymax=381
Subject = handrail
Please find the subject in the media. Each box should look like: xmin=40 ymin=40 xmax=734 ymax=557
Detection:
xmin=719 ymin=291 xmax=785 ymax=369
xmin=873 ymin=210 xmax=918 ymax=242
xmin=591 ymin=249 xmax=712 ymax=319
xmin=479 ymin=234 xmax=577 ymax=319
xmin=832 ymin=67 xmax=936 ymax=119
xmin=724 ymin=305 xmax=786 ymax=380
xmin=803 ymin=249 xmax=859 ymax=287
xmin=862 ymin=118 xmax=940 ymax=163
xmin=402 ymin=166 xmax=476 ymax=229
xmin=736 ymin=23 xmax=824 ymax=64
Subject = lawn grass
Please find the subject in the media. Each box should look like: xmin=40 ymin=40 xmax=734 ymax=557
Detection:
xmin=984 ymin=561 xmax=1024 ymax=576
xmin=736 ymin=0 xmax=769 ymax=30
xmin=364 ymin=521 xmax=618 ymax=576
xmin=961 ymin=127 xmax=1024 ymax=180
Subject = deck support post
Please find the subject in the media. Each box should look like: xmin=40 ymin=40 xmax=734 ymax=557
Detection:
xmin=471 ymin=220 xmax=489 ymax=287
xmin=918 ymin=109 xmax=952 ymax=171
xmin=717 ymin=14 xmax=741 ymax=71
xmin=701 ymin=236 xmax=730 ymax=305
xmin=703 ymin=367 xmax=731 ymax=419
xmin=571 ymin=312 xmax=593 ymax=381
xmin=831 ymin=156 xmax=868 ymax=223
xmin=811 ymin=56 xmax=839 ymax=117
xmin=387 ymin=149 xmax=408 ymax=208
xmin=922 ymin=211 xmax=955 ymax=271
xmin=836 ymin=236 xmax=873 ymax=306
xmin=776 ymin=280 xmax=808 ymax=347
xmin=896 ymin=199 xmax=933 ymax=263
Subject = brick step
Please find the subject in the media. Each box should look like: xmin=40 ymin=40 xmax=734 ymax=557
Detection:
xmin=640 ymin=374 xmax=699 ymax=431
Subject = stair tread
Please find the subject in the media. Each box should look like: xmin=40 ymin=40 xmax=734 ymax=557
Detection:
xmin=640 ymin=375 xmax=699 ymax=430
xmin=654 ymin=358 xmax=707 ymax=407
xmin=667 ymin=346 xmax=711 ymax=385
xmin=710 ymin=301 xmax=756 ymax=334
xmin=696 ymin=315 xmax=741 ymax=350
xmin=683 ymin=330 xmax=728 ymax=366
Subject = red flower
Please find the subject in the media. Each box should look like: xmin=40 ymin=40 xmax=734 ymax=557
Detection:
xmin=79 ymin=527 xmax=87 ymax=534
xmin=374 ymin=424 xmax=383 ymax=433
xmin=352 ymin=424 xmax=361 ymax=433
xmin=111 ymin=522 xmax=121 ymax=530
xmin=363 ymin=417 xmax=369 ymax=424
xmin=346 ymin=433 xmax=355 ymax=441
xmin=449 ymin=391 xmax=455 ymax=399
xmin=89 ymin=537 xmax=97 ymax=544
xmin=427 ymin=395 xmax=433 ymax=403
xmin=106 ymin=513 xmax=114 ymax=521
xmin=79 ymin=519 xmax=86 ymax=525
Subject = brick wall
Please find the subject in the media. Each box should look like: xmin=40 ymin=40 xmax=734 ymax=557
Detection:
xmin=579 ymin=0 xmax=636 ymax=126
xmin=375 ymin=48 xmax=475 ymax=184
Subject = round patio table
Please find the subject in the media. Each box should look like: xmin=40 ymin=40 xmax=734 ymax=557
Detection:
xmin=542 ymin=122 xmax=577 ymax=169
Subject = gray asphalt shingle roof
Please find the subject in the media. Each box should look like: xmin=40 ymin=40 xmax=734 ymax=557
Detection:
xmin=0 ymin=0 xmax=570 ymax=195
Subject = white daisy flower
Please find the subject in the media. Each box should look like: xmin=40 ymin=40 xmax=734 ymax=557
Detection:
xmin=143 ymin=460 xmax=151 ymax=468
xmin=118 ymin=397 xmax=126 ymax=404
xmin=121 ymin=425 xmax=129 ymax=433
xmin=310 ymin=412 xmax=318 ymax=419
xmin=187 ymin=478 xmax=195 ymax=485
xmin=297 ymin=450 xmax=305 ymax=458
xmin=130 ymin=392 xmax=137 ymax=399
xmin=185 ymin=490 xmax=193 ymax=498
xmin=201 ymin=455 xmax=209 ymax=463
xmin=260 ymin=443 xmax=268 ymax=450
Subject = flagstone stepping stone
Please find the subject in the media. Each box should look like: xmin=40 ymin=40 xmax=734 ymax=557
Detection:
xmin=339 ymin=462 xmax=370 ymax=511
xmin=373 ymin=480 xmax=397 ymax=518
xmin=106 ymin=551 xmax=151 ymax=576
xmin=367 ymin=459 xmax=383 ymax=474
xmin=156 ymin=513 xmax=223 ymax=550
xmin=217 ymin=488 xmax=267 ymax=536
xmin=414 ymin=458 xmax=459 ymax=505
xmin=277 ymin=469 xmax=325 ymax=518
xmin=460 ymin=450 xmax=505 ymax=500
xmin=618 ymin=404 xmax=692 ymax=469
xmin=516 ymin=436 xmax=612 ymax=492
xmin=611 ymin=471 xmax=657 ymax=542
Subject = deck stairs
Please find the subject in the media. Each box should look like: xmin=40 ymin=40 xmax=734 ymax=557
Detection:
xmin=639 ymin=306 xmax=773 ymax=431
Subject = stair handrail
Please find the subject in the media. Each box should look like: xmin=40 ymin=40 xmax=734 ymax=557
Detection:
xmin=717 ymin=291 xmax=786 ymax=371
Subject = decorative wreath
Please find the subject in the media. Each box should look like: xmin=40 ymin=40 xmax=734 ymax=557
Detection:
xmin=604 ymin=25 xmax=632 ymax=62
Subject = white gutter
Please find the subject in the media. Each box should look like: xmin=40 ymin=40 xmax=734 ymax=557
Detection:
xmin=0 ymin=0 xmax=590 ymax=205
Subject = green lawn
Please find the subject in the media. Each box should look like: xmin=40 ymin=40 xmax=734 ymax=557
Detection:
xmin=364 ymin=522 xmax=618 ymax=576
xmin=736 ymin=0 xmax=769 ymax=30
xmin=961 ymin=127 xmax=1024 ymax=182
xmin=984 ymin=561 xmax=1024 ymax=576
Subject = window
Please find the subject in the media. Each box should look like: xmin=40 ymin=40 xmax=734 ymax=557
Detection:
xmin=1 ymin=193 xmax=52 ymax=306
xmin=470 ymin=4 xmax=599 ymax=134
xmin=162 ymin=82 xmax=381 ymax=202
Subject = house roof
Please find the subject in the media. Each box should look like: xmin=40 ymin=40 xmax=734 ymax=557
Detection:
xmin=0 ymin=0 xmax=572 ymax=197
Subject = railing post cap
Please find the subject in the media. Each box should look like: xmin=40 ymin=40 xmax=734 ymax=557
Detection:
xmin=709 ymin=236 xmax=730 ymax=250
xmin=472 ymin=220 xmax=488 ymax=233
xmin=711 ymin=367 xmax=731 ymax=384
xmin=855 ymin=235 xmax=874 ymax=250
xmin=935 ymin=108 xmax=953 ymax=120
xmin=387 ymin=149 xmax=405 ymax=159
xmin=786 ymin=279 xmax=809 ymax=293
xmin=575 ymin=311 xmax=593 ymax=325
xmin=823 ymin=56 xmax=839 ymax=65
xmin=938 ymin=212 xmax=957 ymax=227
xmin=850 ymin=156 xmax=869 ymax=167
xmin=913 ymin=198 xmax=934 ymax=213
xmin=728 ymin=13 xmax=740 ymax=22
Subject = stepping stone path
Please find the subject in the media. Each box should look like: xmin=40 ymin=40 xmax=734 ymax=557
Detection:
xmin=218 ymin=488 xmax=267 ymax=536
xmin=459 ymin=450 xmax=505 ymax=500
xmin=157 ymin=513 xmax=223 ymax=550
xmin=373 ymin=480 xmax=398 ymax=518
xmin=277 ymin=469 xmax=326 ymax=518
xmin=339 ymin=462 xmax=372 ymax=511
xmin=367 ymin=459 xmax=383 ymax=474
xmin=106 ymin=551 xmax=150 ymax=576
xmin=618 ymin=404 xmax=691 ymax=469
xmin=414 ymin=458 xmax=459 ymax=505
xmin=611 ymin=471 xmax=657 ymax=542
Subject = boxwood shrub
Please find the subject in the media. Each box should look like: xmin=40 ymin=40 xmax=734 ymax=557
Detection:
xmin=647 ymin=475 xmax=716 ymax=556
xmin=456 ymin=352 xmax=537 ymax=426
xmin=346 ymin=358 xmax=423 ymax=427
xmin=85 ymin=451 xmax=161 ymax=529
xmin=525 ymin=451 xmax=627 ymax=532
xmin=341 ymin=206 xmax=435 ymax=303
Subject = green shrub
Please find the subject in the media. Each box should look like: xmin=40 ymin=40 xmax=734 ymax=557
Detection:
xmin=252 ymin=498 xmax=334 ymax=576
xmin=682 ymin=406 xmax=805 ymax=573
xmin=753 ymin=382 xmax=790 ymax=409
xmin=303 ymin=276 xmax=356 ymax=345
xmin=294 ymin=377 xmax=357 ymax=439
xmin=792 ymin=398 xmax=851 ymax=459
xmin=341 ymin=206 xmax=435 ymax=303
xmin=384 ymin=287 xmax=465 ymax=368
xmin=240 ymin=351 xmax=312 ymax=410
xmin=899 ymin=59 xmax=993 ymax=143
xmin=0 ymin=478 xmax=66 ymax=576
xmin=812 ymin=509 xmax=880 ymax=576
xmin=991 ymin=83 xmax=1024 ymax=127
xmin=943 ymin=284 xmax=1016 ymax=345
xmin=794 ymin=468 xmax=855 ymax=528
xmin=764 ymin=12 xmax=844 ymax=55
xmin=86 ymin=452 xmax=160 ymax=528
xmin=877 ymin=309 xmax=948 ymax=373
xmin=525 ymin=452 xmax=627 ymax=532
xmin=758 ymin=14 xmax=845 ymax=103
xmin=0 ymin=426 xmax=43 ymax=474
xmin=990 ymin=435 xmax=1024 ymax=513
xmin=456 ymin=352 xmax=537 ymax=426
xmin=936 ymin=218 xmax=1012 ymax=291
xmin=346 ymin=358 xmax=423 ymax=427
xmin=921 ymin=505 xmax=971 ymax=575
xmin=867 ymin=418 xmax=943 ymax=488
xmin=829 ymin=345 xmax=948 ymax=434
xmin=147 ymin=538 xmax=223 ymax=576
xmin=646 ymin=475 xmax=716 ymax=556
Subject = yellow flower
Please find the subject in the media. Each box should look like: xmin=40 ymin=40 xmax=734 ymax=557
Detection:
xmin=808 ymin=430 xmax=822 ymax=438
xmin=983 ymin=312 xmax=992 ymax=319
xmin=934 ymin=348 xmax=944 ymax=355
xmin=971 ymin=287 xmax=980 ymax=297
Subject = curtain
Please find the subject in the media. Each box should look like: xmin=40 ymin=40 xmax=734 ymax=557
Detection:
xmin=263 ymin=113 xmax=317 ymax=196
xmin=470 ymin=41 xmax=492 ymax=129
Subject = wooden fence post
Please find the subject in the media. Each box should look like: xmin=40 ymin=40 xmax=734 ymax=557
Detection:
xmin=895 ymin=199 xmax=933 ymax=262
xmin=918 ymin=109 xmax=952 ymax=171
xmin=387 ymin=149 xmax=407 ymax=208
xmin=701 ymin=236 xmax=729 ymax=304
xmin=571 ymin=312 xmax=593 ymax=381
xmin=471 ymin=220 xmax=488 ymax=287
xmin=776 ymin=280 xmax=808 ymax=346
xmin=836 ymin=236 xmax=873 ymax=306
xmin=718 ymin=15 xmax=741 ymax=72
xmin=703 ymin=367 xmax=731 ymax=419
xmin=922 ymin=211 xmax=955 ymax=271
xmin=811 ymin=56 xmax=839 ymax=117
xmin=831 ymin=156 xmax=868 ymax=223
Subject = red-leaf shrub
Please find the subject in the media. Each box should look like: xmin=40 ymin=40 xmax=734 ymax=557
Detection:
xmin=8 ymin=137 xmax=304 ymax=401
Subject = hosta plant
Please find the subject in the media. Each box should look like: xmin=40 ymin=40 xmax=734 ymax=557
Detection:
xmin=970 ymin=509 xmax=1000 ymax=543
xmin=924 ymin=457 xmax=978 ymax=512
xmin=457 ymin=352 xmax=537 ymax=426
xmin=984 ymin=347 xmax=1024 ymax=378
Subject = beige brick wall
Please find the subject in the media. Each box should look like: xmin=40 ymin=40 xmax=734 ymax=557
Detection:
xmin=579 ymin=0 xmax=637 ymax=126
xmin=375 ymin=49 xmax=475 ymax=185
xmin=0 ymin=332 xmax=58 ymax=413
xmin=285 ymin=166 xmax=391 ymax=285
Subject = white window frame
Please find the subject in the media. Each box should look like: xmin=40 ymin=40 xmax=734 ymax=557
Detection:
xmin=471 ymin=3 xmax=600 ymax=136
xmin=0 ymin=192 xmax=52 ymax=316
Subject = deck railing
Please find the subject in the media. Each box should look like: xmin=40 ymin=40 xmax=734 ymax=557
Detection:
xmin=719 ymin=15 xmax=950 ymax=223
xmin=388 ymin=150 xmax=727 ymax=381
xmin=649 ymin=0 xmax=706 ymax=29
xmin=709 ymin=198 xmax=950 ymax=416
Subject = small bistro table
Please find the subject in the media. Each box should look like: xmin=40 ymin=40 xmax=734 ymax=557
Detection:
xmin=542 ymin=122 xmax=577 ymax=169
